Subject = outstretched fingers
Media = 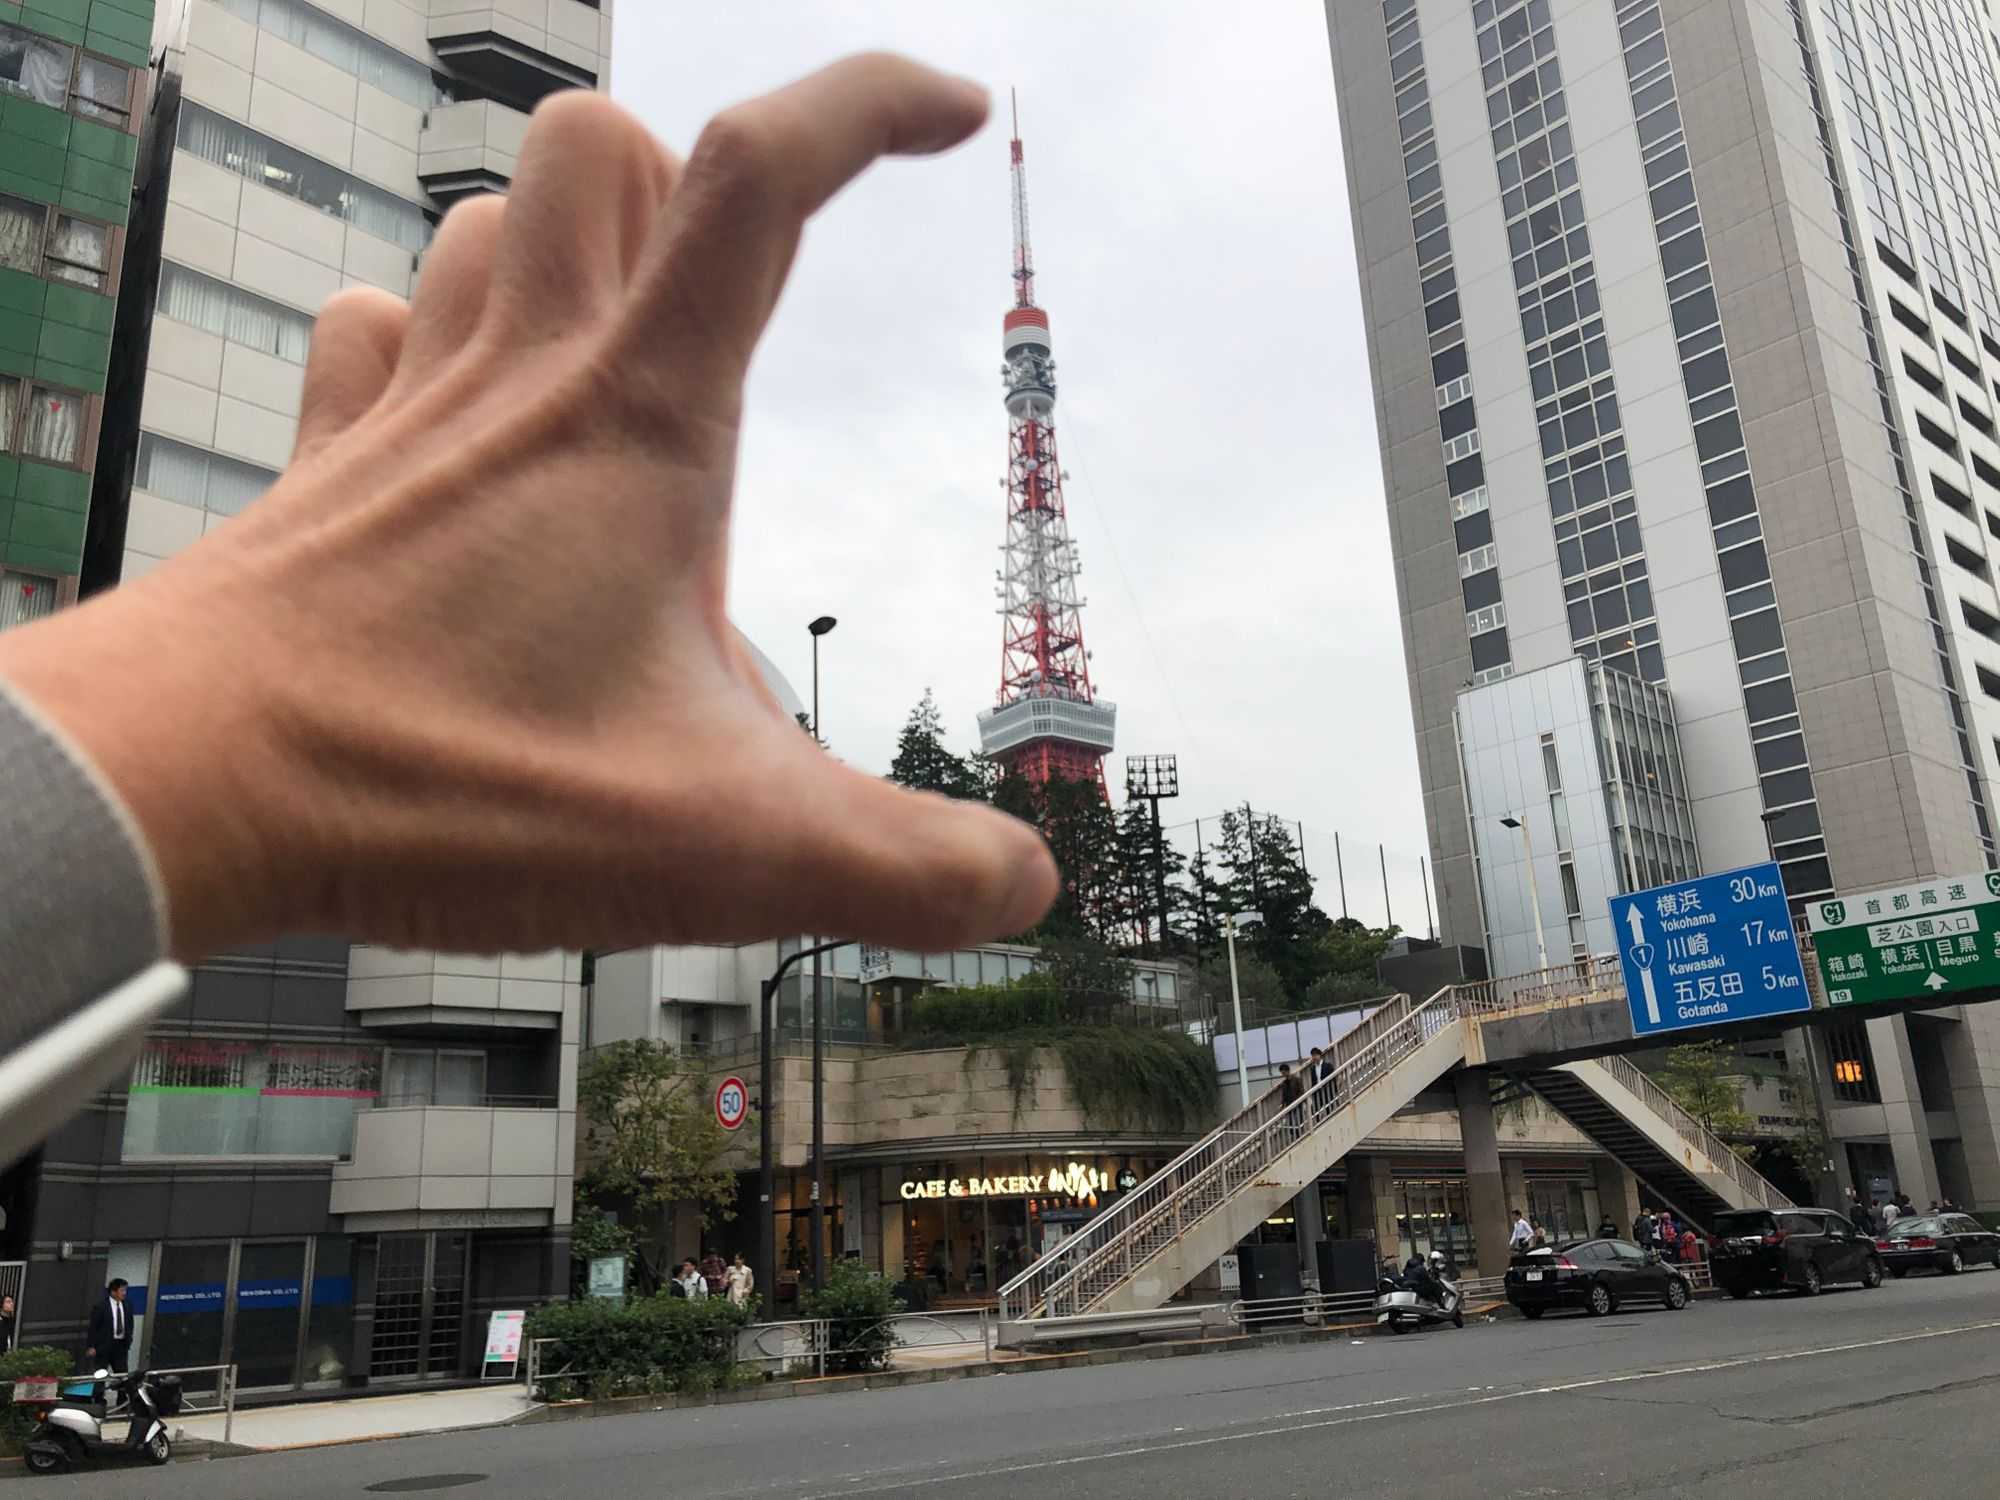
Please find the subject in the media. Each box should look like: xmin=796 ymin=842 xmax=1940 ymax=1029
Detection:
xmin=290 ymin=288 xmax=409 ymax=463
xmin=621 ymin=54 xmax=989 ymax=386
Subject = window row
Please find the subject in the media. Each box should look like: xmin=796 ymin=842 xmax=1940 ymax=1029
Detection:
xmin=1785 ymin=0 xmax=1995 ymax=860
xmin=0 ymin=19 xmax=134 ymax=127
xmin=0 ymin=378 xmax=84 ymax=465
xmin=0 ymin=195 xmax=113 ymax=291
xmin=214 ymin=0 xmax=448 ymax=111
xmin=178 ymin=102 xmax=432 ymax=254
xmin=159 ymin=260 xmax=317 ymax=364
xmin=1383 ymin=1 xmax=1516 ymax=681
xmin=135 ymin=431 xmax=281 ymax=517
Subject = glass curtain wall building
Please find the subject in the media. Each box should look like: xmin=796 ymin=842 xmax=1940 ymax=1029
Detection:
xmin=1329 ymin=0 xmax=2000 ymax=1210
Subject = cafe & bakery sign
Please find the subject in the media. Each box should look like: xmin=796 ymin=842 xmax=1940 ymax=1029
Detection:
xmin=899 ymin=1161 xmax=1112 ymax=1201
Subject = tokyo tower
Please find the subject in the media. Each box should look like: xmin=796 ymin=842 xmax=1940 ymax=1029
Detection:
xmin=975 ymin=95 xmax=1117 ymax=794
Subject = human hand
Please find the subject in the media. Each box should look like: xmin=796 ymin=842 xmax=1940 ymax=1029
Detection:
xmin=0 ymin=56 xmax=1057 ymax=963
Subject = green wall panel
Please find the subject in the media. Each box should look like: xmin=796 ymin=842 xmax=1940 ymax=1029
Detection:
xmin=6 ymin=539 xmax=82 ymax=575
xmin=0 ymin=308 xmax=40 ymax=361
xmin=0 ymin=503 xmax=14 ymax=540
xmin=69 ymin=116 xmax=135 ymax=170
xmin=0 ymin=269 xmax=48 ymax=317
xmin=40 ymin=280 xmax=109 ymax=335
xmin=15 ymin=460 xmax=89 ymax=513
xmin=18 ymin=6 xmax=85 ymax=44
xmin=36 ymin=318 xmax=105 ymax=369
xmin=0 ymin=456 xmax=16 ymax=500
xmin=33 ymin=354 xmax=102 ymax=391
xmin=11 ymin=499 xmax=85 ymax=554
xmin=0 ymin=345 xmax=32 ymax=379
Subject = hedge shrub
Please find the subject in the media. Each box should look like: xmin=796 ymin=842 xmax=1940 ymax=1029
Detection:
xmin=0 ymin=1347 xmax=75 ymax=1455
xmin=523 ymin=1294 xmax=753 ymax=1399
xmin=799 ymin=1261 xmax=905 ymax=1373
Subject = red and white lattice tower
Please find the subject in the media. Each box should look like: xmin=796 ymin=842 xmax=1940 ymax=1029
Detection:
xmin=975 ymin=96 xmax=1116 ymax=795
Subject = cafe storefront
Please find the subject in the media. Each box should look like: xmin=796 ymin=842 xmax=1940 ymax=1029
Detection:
xmin=871 ymin=1154 xmax=1158 ymax=1300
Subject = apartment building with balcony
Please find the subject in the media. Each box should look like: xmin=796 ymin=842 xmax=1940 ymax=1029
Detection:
xmin=0 ymin=0 xmax=613 ymax=1392
xmin=0 ymin=0 xmax=151 ymax=623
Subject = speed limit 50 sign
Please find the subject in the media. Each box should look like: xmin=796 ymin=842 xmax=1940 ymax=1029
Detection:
xmin=714 ymin=1076 xmax=749 ymax=1131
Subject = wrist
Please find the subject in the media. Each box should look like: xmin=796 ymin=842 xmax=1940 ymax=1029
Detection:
xmin=0 ymin=574 xmax=296 ymax=962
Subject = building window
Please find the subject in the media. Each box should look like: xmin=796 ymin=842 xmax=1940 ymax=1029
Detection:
xmin=216 ymin=0 xmax=449 ymax=111
xmin=70 ymin=53 xmax=131 ymax=124
xmin=178 ymin=102 xmax=432 ymax=253
xmin=46 ymin=214 xmax=109 ymax=290
xmin=123 ymin=1038 xmax=384 ymax=1159
xmin=3 ymin=380 xmax=85 ymax=465
xmin=159 ymin=262 xmax=315 ymax=363
xmin=135 ymin=432 xmax=281 ymax=516
xmin=382 ymin=1048 xmax=487 ymax=1108
xmin=0 ymin=194 xmax=41 ymax=274
xmin=0 ymin=21 xmax=70 ymax=109
xmin=0 ymin=569 xmax=56 ymax=629
xmin=23 ymin=386 xmax=81 ymax=463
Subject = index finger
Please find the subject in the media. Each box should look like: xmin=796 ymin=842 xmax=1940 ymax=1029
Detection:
xmin=621 ymin=54 xmax=989 ymax=382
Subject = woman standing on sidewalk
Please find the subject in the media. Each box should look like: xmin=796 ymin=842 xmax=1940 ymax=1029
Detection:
xmin=726 ymin=1253 xmax=755 ymax=1309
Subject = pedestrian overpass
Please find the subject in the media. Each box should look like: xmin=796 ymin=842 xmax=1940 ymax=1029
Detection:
xmin=995 ymin=961 xmax=1791 ymax=1341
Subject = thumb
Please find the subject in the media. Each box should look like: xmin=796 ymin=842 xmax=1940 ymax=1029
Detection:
xmin=752 ymin=751 xmax=1058 ymax=950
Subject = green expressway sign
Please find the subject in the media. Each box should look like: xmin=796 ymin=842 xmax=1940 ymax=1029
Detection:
xmin=1806 ymin=873 xmax=2000 ymax=1006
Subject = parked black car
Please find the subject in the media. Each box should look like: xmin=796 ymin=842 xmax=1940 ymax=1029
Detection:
xmin=1505 ymin=1237 xmax=1692 ymax=1318
xmin=1876 ymin=1213 xmax=2000 ymax=1277
xmin=1708 ymin=1208 xmax=1884 ymax=1297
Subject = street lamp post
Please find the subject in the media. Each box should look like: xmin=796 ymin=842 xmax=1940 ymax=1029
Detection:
xmin=806 ymin=616 xmax=837 ymax=1292
xmin=1500 ymin=815 xmax=1549 ymax=971
xmin=1223 ymin=910 xmax=1263 ymax=1109
xmin=759 ymin=938 xmax=851 ymax=1315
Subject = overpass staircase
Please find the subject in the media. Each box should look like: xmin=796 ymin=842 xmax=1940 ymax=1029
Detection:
xmin=995 ymin=962 xmax=1792 ymax=1345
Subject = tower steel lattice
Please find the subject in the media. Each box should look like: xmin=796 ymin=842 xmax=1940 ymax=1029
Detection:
xmin=976 ymin=95 xmax=1116 ymax=793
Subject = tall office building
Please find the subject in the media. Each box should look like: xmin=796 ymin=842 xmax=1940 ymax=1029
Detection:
xmin=0 ymin=0 xmax=614 ymax=1391
xmin=1329 ymin=0 xmax=2000 ymax=1209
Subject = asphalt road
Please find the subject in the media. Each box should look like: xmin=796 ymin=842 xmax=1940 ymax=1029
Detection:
xmin=34 ymin=1268 xmax=2000 ymax=1498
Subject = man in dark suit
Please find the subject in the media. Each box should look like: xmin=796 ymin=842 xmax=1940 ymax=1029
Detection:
xmin=85 ymin=1278 xmax=132 ymax=1372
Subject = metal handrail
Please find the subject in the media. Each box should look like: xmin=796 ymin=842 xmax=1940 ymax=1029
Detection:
xmin=998 ymin=956 xmax=1789 ymax=1327
xmin=999 ymin=991 xmax=1456 ymax=1321
xmin=1589 ymin=1054 xmax=1791 ymax=1209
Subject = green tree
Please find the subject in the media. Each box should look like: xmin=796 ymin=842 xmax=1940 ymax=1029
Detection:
xmin=1114 ymin=798 xmax=1188 ymax=952
xmin=1195 ymin=810 xmax=1330 ymax=996
xmin=1315 ymin=916 xmax=1398 ymax=981
xmin=887 ymin=689 xmax=981 ymax=799
xmin=577 ymin=1042 xmax=740 ymax=1267
xmin=1656 ymin=1042 xmax=1756 ymax=1150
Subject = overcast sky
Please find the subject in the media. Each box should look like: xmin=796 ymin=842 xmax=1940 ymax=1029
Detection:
xmin=613 ymin=3 xmax=1437 ymax=932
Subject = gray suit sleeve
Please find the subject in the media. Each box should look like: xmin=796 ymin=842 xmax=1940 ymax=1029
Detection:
xmin=0 ymin=680 xmax=174 ymax=1065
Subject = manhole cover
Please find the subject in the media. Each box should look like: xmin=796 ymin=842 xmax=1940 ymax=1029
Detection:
xmin=365 ymin=1479 xmax=489 ymax=1494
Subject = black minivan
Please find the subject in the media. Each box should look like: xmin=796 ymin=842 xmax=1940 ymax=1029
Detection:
xmin=1708 ymin=1208 xmax=1885 ymax=1297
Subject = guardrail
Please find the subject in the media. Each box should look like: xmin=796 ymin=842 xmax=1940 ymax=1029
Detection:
xmin=1587 ymin=1053 xmax=1791 ymax=1210
xmin=4 ymin=1363 xmax=237 ymax=1447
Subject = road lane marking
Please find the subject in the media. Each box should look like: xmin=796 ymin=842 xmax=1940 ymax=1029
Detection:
xmin=797 ymin=1316 xmax=2000 ymax=1497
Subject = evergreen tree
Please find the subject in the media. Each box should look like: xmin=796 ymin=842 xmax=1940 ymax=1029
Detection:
xmin=1033 ymin=773 xmax=1122 ymax=942
xmin=1114 ymin=798 xmax=1187 ymax=952
xmin=886 ymin=688 xmax=980 ymax=798
xmin=1195 ymin=810 xmax=1330 ymax=1001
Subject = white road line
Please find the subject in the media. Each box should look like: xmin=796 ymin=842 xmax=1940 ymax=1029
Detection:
xmin=799 ymin=1316 xmax=2000 ymax=1497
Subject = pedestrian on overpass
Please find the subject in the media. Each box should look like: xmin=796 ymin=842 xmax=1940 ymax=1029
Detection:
xmin=1277 ymin=1064 xmax=1305 ymax=1142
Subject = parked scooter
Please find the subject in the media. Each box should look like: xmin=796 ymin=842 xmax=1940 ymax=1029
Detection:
xmin=1375 ymin=1252 xmax=1465 ymax=1335
xmin=21 ymin=1368 xmax=180 ymax=1474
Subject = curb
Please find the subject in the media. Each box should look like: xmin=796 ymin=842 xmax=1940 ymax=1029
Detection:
xmin=516 ymin=1298 xmax=1518 ymax=1423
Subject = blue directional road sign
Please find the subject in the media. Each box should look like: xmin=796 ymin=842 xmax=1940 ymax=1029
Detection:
xmin=1608 ymin=861 xmax=1811 ymax=1037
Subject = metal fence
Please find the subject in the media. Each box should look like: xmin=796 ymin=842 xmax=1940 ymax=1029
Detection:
xmin=3 ymin=1362 xmax=237 ymax=1447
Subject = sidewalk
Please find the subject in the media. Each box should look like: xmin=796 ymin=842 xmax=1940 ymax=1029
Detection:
xmin=175 ymin=1384 xmax=536 ymax=1453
